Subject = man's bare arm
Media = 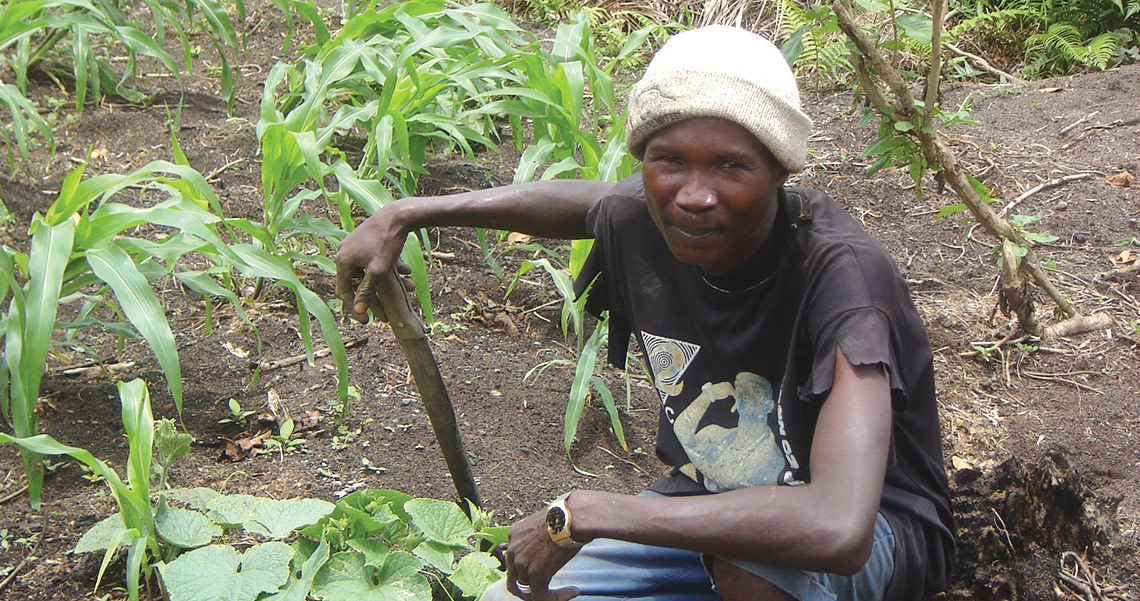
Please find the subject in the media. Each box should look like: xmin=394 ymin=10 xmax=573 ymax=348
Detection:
xmin=572 ymin=348 xmax=891 ymax=573
xmin=335 ymin=180 xmax=612 ymax=321
xmin=504 ymin=346 xmax=892 ymax=601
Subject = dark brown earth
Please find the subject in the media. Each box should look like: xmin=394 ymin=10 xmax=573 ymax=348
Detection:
xmin=1 ymin=5 xmax=1139 ymax=601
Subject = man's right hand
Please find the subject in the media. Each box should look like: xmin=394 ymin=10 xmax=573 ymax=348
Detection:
xmin=335 ymin=204 xmax=415 ymax=323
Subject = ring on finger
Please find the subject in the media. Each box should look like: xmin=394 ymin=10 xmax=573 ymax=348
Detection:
xmin=515 ymin=582 xmax=532 ymax=595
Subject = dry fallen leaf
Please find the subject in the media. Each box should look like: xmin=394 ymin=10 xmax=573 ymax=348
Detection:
xmin=1039 ymin=86 xmax=1063 ymax=93
xmin=1112 ymin=249 xmax=1137 ymax=265
xmin=951 ymin=455 xmax=974 ymax=471
xmin=261 ymin=388 xmax=290 ymax=427
xmin=296 ymin=409 xmax=321 ymax=431
xmin=221 ymin=430 xmax=273 ymax=461
xmin=1106 ymin=170 xmax=1134 ymax=187
xmin=507 ymin=231 xmax=532 ymax=244
xmin=222 ymin=341 xmax=249 ymax=360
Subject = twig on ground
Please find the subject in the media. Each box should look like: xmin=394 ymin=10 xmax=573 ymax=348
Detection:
xmin=61 ymin=361 xmax=136 ymax=377
xmin=1100 ymin=261 xmax=1140 ymax=282
xmin=1060 ymin=111 xmax=1100 ymax=136
xmin=999 ymin=173 xmax=1093 ymax=217
xmin=597 ymin=446 xmax=650 ymax=476
xmin=0 ymin=484 xmax=29 ymax=504
xmin=259 ymin=337 xmax=368 ymax=371
xmin=205 ymin=157 xmax=247 ymax=182
xmin=1059 ymin=551 xmax=1106 ymax=601
xmin=0 ymin=514 xmax=42 ymax=594
xmin=1021 ymin=370 xmax=1104 ymax=394
xmin=958 ymin=328 xmax=1018 ymax=357
xmin=990 ymin=507 xmax=1016 ymax=552
xmin=946 ymin=42 xmax=1025 ymax=83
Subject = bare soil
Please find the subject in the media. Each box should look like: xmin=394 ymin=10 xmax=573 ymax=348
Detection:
xmin=1 ymin=7 xmax=1138 ymax=601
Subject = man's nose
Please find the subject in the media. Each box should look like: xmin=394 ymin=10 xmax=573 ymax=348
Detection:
xmin=674 ymin=177 xmax=717 ymax=211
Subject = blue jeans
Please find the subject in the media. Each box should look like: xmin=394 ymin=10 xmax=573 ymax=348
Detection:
xmin=483 ymin=510 xmax=895 ymax=601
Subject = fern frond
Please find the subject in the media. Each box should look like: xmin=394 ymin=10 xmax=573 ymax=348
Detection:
xmin=948 ymin=8 xmax=1035 ymax=37
xmin=1084 ymin=31 xmax=1119 ymax=68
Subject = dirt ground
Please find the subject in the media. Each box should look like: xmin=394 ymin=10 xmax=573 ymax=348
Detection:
xmin=1 ymin=6 xmax=1138 ymax=601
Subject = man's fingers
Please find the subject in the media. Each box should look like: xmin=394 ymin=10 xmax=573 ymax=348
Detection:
xmin=335 ymin=264 xmax=360 ymax=314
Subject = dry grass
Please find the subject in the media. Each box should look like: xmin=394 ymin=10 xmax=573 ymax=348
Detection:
xmin=498 ymin=0 xmax=781 ymax=34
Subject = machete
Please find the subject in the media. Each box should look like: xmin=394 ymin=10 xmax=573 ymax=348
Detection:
xmin=373 ymin=269 xmax=483 ymax=511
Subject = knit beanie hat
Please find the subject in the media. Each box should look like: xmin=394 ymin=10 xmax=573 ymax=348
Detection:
xmin=626 ymin=25 xmax=813 ymax=173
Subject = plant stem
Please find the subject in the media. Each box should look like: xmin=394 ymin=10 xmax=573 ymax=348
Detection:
xmin=922 ymin=0 xmax=944 ymax=132
xmin=27 ymin=27 xmax=68 ymax=75
xmin=834 ymin=0 xmax=1078 ymax=328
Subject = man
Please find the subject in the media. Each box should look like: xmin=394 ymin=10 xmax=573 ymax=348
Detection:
xmin=336 ymin=25 xmax=954 ymax=601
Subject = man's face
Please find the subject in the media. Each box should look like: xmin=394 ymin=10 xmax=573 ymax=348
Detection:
xmin=641 ymin=117 xmax=789 ymax=277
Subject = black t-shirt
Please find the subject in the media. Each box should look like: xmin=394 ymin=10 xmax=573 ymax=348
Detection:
xmin=574 ymin=175 xmax=955 ymax=600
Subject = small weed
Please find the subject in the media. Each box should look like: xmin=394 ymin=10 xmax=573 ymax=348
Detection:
xmin=0 ymin=528 xmax=38 ymax=552
xmin=218 ymin=398 xmax=256 ymax=427
xmin=361 ymin=456 xmax=387 ymax=475
xmin=79 ymin=463 xmax=107 ymax=484
xmin=257 ymin=419 xmax=306 ymax=457
xmin=1014 ymin=342 xmax=1039 ymax=354
xmin=972 ymin=344 xmax=999 ymax=361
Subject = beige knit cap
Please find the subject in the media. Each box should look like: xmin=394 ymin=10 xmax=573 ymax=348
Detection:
xmin=626 ymin=25 xmax=813 ymax=173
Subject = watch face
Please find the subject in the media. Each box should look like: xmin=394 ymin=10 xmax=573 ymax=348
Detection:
xmin=546 ymin=506 xmax=567 ymax=533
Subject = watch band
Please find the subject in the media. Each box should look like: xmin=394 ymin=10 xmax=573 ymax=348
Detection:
xmin=545 ymin=492 xmax=582 ymax=548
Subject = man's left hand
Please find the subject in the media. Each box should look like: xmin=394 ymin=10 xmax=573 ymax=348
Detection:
xmin=503 ymin=509 xmax=581 ymax=601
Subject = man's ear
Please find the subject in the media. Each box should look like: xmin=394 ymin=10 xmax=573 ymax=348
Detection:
xmin=775 ymin=168 xmax=790 ymax=187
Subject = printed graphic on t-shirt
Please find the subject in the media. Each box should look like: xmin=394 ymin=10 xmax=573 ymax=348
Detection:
xmin=673 ymin=372 xmax=786 ymax=492
xmin=641 ymin=331 xmax=700 ymax=401
xmin=643 ymin=330 xmax=787 ymax=493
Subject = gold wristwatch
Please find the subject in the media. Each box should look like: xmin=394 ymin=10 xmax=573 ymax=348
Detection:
xmin=545 ymin=492 xmax=582 ymax=548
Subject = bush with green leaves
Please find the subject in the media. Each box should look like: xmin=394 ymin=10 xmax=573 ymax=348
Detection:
xmin=946 ymin=0 xmax=1139 ymax=76
xmin=1 ymin=379 xmax=506 ymax=601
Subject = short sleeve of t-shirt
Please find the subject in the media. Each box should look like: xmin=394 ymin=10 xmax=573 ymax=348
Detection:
xmin=803 ymin=306 xmax=909 ymax=408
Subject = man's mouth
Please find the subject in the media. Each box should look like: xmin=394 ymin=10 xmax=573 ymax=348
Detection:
xmin=671 ymin=222 xmax=720 ymax=240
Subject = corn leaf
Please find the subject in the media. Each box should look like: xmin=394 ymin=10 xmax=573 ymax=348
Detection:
xmin=85 ymin=244 xmax=183 ymax=412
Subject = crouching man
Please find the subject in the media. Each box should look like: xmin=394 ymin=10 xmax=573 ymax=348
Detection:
xmin=335 ymin=25 xmax=955 ymax=601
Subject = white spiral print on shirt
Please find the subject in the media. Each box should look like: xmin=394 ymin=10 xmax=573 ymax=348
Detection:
xmin=640 ymin=331 xmax=700 ymax=402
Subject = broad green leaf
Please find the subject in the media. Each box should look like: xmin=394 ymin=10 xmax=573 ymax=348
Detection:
xmin=74 ymin=513 xmax=130 ymax=554
xmin=156 ymin=504 xmax=222 ymax=548
xmin=896 ymin=13 xmax=934 ymax=45
xmin=156 ymin=420 xmax=191 ymax=464
xmin=161 ymin=542 xmax=293 ymax=601
xmin=311 ymin=550 xmax=430 ymax=601
xmin=346 ymin=539 xmax=391 ymax=567
xmin=165 ymin=487 xmax=222 ymax=510
xmin=411 ymin=540 xmax=453 ymax=571
xmin=245 ymin=498 xmax=335 ymax=539
xmin=405 ymin=498 xmax=473 ymax=548
xmin=936 ymin=203 xmax=967 ymax=217
xmin=448 ymin=552 xmax=502 ymax=598
xmin=264 ymin=538 xmax=330 ymax=601
xmin=207 ymin=494 xmax=266 ymax=526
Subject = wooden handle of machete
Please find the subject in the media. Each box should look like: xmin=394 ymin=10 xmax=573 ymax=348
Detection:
xmin=372 ymin=269 xmax=483 ymax=511
xmin=373 ymin=269 xmax=426 ymax=341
